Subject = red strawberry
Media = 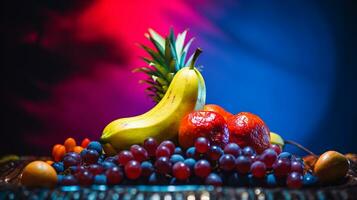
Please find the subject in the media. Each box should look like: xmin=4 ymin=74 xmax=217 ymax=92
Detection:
xmin=179 ymin=111 xmax=229 ymax=149
xmin=227 ymin=112 xmax=270 ymax=153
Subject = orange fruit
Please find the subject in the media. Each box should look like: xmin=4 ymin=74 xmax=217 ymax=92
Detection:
xmin=81 ymin=138 xmax=91 ymax=148
xmin=46 ymin=160 xmax=54 ymax=165
xmin=64 ymin=137 xmax=76 ymax=152
xmin=21 ymin=161 xmax=57 ymax=188
xmin=73 ymin=146 xmax=84 ymax=154
xmin=314 ymin=151 xmax=349 ymax=183
xmin=52 ymin=144 xmax=66 ymax=162
xmin=203 ymin=104 xmax=234 ymax=121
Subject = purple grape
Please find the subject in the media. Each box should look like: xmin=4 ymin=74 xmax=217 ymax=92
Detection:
xmin=205 ymin=173 xmax=223 ymax=186
xmin=287 ymin=172 xmax=303 ymax=188
xmin=106 ymin=166 xmax=123 ymax=185
xmin=290 ymin=161 xmax=304 ymax=174
xmin=194 ymin=159 xmax=211 ymax=178
xmin=208 ymin=145 xmax=224 ymax=161
xmin=118 ymin=150 xmax=134 ymax=166
xmin=124 ymin=160 xmax=142 ymax=180
xmin=130 ymin=145 xmax=149 ymax=162
xmin=63 ymin=152 xmax=81 ymax=168
xmin=235 ymin=155 xmax=252 ymax=174
xmin=88 ymin=164 xmax=104 ymax=175
xmin=242 ymin=146 xmax=255 ymax=157
xmin=219 ymin=154 xmax=236 ymax=171
xmin=224 ymin=143 xmax=241 ymax=157
xmin=195 ymin=137 xmax=210 ymax=153
xmin=101 ymin=161 xmax=116 ymax=170
xmin=60 ymin=175 xmax=77 ymax=185
xmin=76 ymin=169 xmax=94 ymax=185
xmin=155 ymin=157 xmax=172 ymax=175
xmin=250 ymin=161 xmax=266 ymax=178
xmin=159 ymin=140 xmax=175 ymax=155
xmin=155 ymin=145 xmax=171 ymax=158
xmin=82 ymin=149 xmax=99 ymax=164
xmin=273 ymin=158 xmax=291 ymax=178
xmin=143 ymin=137 xmax=158 ymax=157
xmin=172 ymin=162 xmax=190 ymax=180
xmin=260 ymin=148 xmax=278 ymax=168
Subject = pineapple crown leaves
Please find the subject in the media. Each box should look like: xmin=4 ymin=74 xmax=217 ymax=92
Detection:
xmin=134 ymin=28 xmax=201 ymax=103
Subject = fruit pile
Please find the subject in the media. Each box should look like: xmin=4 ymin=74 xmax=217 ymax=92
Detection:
xmin=19 ymin=28 xmax=350 ymax=189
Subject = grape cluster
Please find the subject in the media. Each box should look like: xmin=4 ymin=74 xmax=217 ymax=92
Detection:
xmin=52 ymin=138 xmax=317 ymax=188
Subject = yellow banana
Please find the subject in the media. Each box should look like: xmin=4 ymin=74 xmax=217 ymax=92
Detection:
xmin=100 ymin=51 xmax=206 ymax=152
xmin=270 ymin=132 xmax=284 ymax=148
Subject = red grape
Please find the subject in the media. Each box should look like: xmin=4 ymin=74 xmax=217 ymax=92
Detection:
xmin=224 ymin=143 xmax=241 ymax=157
xmin=195 ymin=137 xmax=210 ymax=153
xmin=61 ymin=175 xmax=78 ymax=185
xmin=194 ymin=159 xmax=211 ymax=178
xmin=76 ymin=169 xmax=94 ymax=185
xmin=124 ymin=160 xmax=142 ymax=180
xmin=172 ymin=162 xmax=190 ymax=180
xmin=235 ymin=155 xmax=252 ymax=174
xmin=250 ymin=161 xmax=266 ymax=178
xmin=88 ymin=164 xmax=104 ymax=175
xmin=156 ymin=145 xmax=171 ymax=158
xmin=118 ymin=150 xmax=134 ymax=166
xmin=270 ymin=144 xmax=282 ymax=155
xmin=219 ymin=154 xmax=236 ymax=171
xmin=141 ymin=161 xmax=154 ymax=177
xmin=155 ymin=157 xmax=172 ymax=175
xmin=82 ymin=149 xmax=99 ymax=164
xmin=290 ymin=161 xmax=304 ymax=174
xmin=242 ymin=146 xmax=255 ymax=157
xmin=260 ymin=148 xmax=278 ymax=168
xmin=287 ymin=172 xmax=303 ymax=188
xmin=273 ymin=158 xmax=291 ymax=178
xmin=143 ymin=137 xmax=158 ymax=157
xmin=159 ymin=140 xmax=175 ymax=154
xmin=105 ymin=166 xmax=123 ymax=185
xmin=130 ymin=145 xmax=149 ymax=162
xmin=63 ymin=153 xmax=81 ymax=168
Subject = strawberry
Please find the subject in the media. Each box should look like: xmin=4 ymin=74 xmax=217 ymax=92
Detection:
xmin=179 ymin=111 xmax=229 ymax=149
xmin=227 ymin=112 xmax=270 ymax=153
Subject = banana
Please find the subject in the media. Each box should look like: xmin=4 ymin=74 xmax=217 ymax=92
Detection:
xmin=270 ymin=132 xmax=284 ymax=148
xmin=100 ymin=56 xmax=206 ymax=152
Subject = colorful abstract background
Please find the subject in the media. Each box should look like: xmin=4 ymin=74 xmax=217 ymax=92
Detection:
xmin=1 ymin=0 xmax=356 ymax=156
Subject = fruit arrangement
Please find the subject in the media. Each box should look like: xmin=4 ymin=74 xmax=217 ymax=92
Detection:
xmin=19 ymin=29 xmax=351 ymax=189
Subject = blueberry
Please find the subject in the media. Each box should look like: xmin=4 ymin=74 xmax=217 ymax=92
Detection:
xmin=205 ymin=173 xmax=223 ymax=186
xmin=183 ymin=158 xmax=196 ymax=170
xmin=94 ymin=174 xmax=107 ymax=185
xmin=57 ymin=174 xmax=64 ymax=184
xmin=303 ymin=173 xmax=318 ymax=186
xmin=186 ymin=147 xmax=196 ymax=158
xmin=266 ymin=174 xmax=277 ymax=187
xmin=170 ymin=154 xmax=185 ymax=164
xmin=102 ymin=161 xmax=116 ymax=170
xmin=278 ymin=152 xmax=293 ymax=160
xmin=148 ymin=173 xmax=168 ymax=185
xmin=174 ymin=147 xmax=183 ymax=155
xmin=52 ymin=162 xmax=64 ymax=173
xmin=141 ymin=161 xmax=154 ymax=177
xmin=87 ymin=141 xmax=103 ymax=154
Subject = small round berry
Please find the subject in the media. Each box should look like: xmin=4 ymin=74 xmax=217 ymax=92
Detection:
xmin=174 ymin=147 xmax=183 ymax=155
xmin=195 ymin=137 xmax=210 ymax=153
xmin=87 ymin=141 xmax=102 ymax=154
xmin=155 ymin=157 xmax=172 ymax=175
xmin=94 ymin=174 xmax=107 ymax=185
xmin=118 ymin=150 xmax=134 ymax=166
xmin=287 ymin=172 xmax=303 ymax=189
xmin=141 ymin=161 xmax=154 ymax=177
xmin=170 ymin=154 xmax=185 ymax=164
xmin=156 ymin=145 xmax=171 ymax=158
xmin=159 ymin=140 xmax=175 ymax=154
xmin=143 ymin=137 xmax=158 ymax=157
xmin=219 ymin=154 xmax=236 ymax=171
xmin=205 ymin=173 xmax=223 ymax=186
xmin=208 ymin=146 xmax=224 ymax=161
xmin=173 ymin=162 xmax=190 ymax=180
xmin=235 ymin=155 xmax=252 ymax=174
xmin=250 ymin=161 xmax=266 ymax=178
xmin=273 ymin=158 xmax=291 ymax=178
xmin=105 ymin=166 xmax=123 ymax=185
xmin=82 ymin=149 xmax=99 ymax=164
xmin=224 ymin=143 xmax=241 ymax=157
xmin=194 ymin=159 xmax=211 ymax=178
xmin=290 ymin=161 xmax=304 ymax=174
xmin=270 ymin=144 xmax=282 ymax=155
xmin=124 ymin=160 xmax=142 ymax=180
xmin=184 ymin=158 xmax=196 ymax=170
xmin=242 ymin=146 xmax=256 ymax=157
xmin=260 ymin=148 xmax=278 ymax=168
xmin=76 ymin=169 xmax=94 ymax=185
xmin=130 ymin=145 xmax=149 ymax=162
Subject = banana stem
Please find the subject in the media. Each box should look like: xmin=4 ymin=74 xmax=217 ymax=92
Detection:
xmin=284 ymin=139 xmax=318 ymax=157
xmin=189 ymin=48 xmax=202 ymax=69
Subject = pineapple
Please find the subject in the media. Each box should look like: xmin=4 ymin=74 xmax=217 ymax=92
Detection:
xmin=134 ymin=28 xmax=196 ymax=103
